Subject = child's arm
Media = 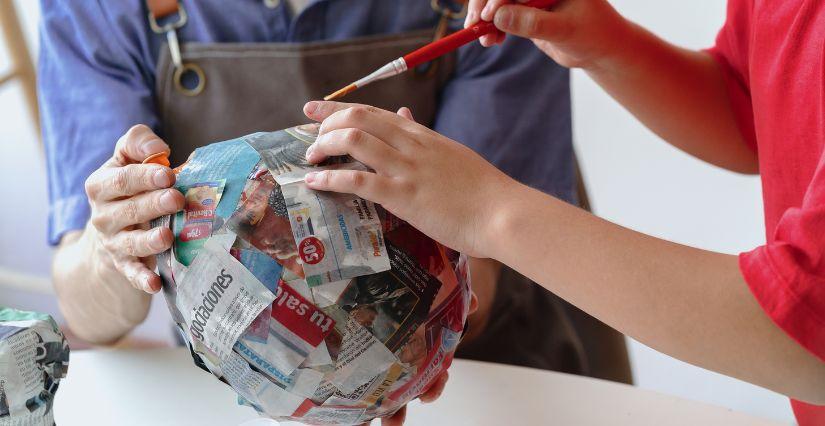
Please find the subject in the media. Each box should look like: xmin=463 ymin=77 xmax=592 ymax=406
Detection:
xmin=301 ymin=101 xmax=825 ymax=404
xmin=468 ymin=0 xmax=758 ymax=173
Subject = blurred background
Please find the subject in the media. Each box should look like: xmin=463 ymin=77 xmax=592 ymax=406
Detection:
xmin=0 ymin=0 xmax=793 ymax=423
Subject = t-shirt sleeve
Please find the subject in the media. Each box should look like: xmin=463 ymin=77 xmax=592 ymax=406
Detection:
xmin=739 ymin=148 xmax=825 ymax=361
xmin=38 ymin=0 xmax=160 ymax=245
xmin=705 ymin=0 xmax=758 ymax=151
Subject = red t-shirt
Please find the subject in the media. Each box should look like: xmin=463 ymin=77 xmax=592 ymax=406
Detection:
xmin=707 ymin=0 xmax=825 ymax=423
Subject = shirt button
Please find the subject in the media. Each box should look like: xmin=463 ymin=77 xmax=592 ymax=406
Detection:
xmin=263 ymin=0 xmax=281 ymax=9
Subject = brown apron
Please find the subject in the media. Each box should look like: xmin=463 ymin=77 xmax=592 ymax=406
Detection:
xmin=150 ymin=1 xmax=631 ymax=384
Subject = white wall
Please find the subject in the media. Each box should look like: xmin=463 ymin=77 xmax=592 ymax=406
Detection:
xmin=573 ymin=1 xmax=793 ymax=423
xmin=0 ymin=0 xmax=794 ymax=423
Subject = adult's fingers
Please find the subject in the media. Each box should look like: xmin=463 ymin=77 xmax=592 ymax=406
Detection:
xmin=419 ymin=371 xmax=449 ymax=403
xmin=117 ymin=258 xmax=161 ymax=293
xmin=305 ymin=128 xmax=404 ymax=173
xmin=86 ymin=164 xmax=175 ymax=202
xmin=107 ymin=124 xmax=170 ymax=167
xmin=104 ymin=227 xmax=173 ymax=258
xmin=381 ymin=406 xmax=407 ymax=426
xmin=93 ymin=188 xmax=184 ymax=234
xmin=493 ymin=4 xmax=570 ymax=41
xmin=304 ymin=170 xmax=393 ymax=206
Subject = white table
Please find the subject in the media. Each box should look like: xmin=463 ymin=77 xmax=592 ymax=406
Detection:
xmin=54 ymin=348 xmax=784 ymax=426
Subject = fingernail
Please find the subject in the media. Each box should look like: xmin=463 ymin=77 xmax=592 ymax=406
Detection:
xmin=142 ymin=139 xmax=167 ymax=157
xmin=305 ymin=144 xmax=316 ymax=161
xmin=153 ymin=169 xmax=172 ymax=188
xmin=305 ymin=172 xmax=317 ymax=184
xmin=495 ymin=9 xmax=513 ymax=30
xmin=305 ymin=101 xmax=319 ymax=115
xmin=140 ymin=274 xmax=152 ymax=293
xmin=160 ymin=189 xmax=179 ymax=210
xmin=152 ymin=228 xmax=165 ymax=247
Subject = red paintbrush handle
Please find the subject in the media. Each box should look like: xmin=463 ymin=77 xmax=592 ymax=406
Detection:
xmin=402 ymin=0 xmax=558 ymax=69
xmin=403 ymin=22 xmax=496 ymax=68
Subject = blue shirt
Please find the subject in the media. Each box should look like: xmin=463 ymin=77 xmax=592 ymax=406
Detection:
xmin=39 ymin=0 xmax=575 ymax=245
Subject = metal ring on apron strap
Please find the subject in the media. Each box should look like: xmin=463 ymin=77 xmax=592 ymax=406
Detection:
xmin=173 ymin=62 xmax=206 ymax=97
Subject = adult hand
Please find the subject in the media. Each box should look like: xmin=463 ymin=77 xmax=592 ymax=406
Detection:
xmin=466 ymin=0 xmax=630 ymax=71
xmin=302 ymin=101 xmax=516 ymax=259
xmin=82 ymin=124 xmax=184 ymax=293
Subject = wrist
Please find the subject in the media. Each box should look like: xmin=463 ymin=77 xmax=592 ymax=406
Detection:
xmin=479 ymin=178 xmax=530 ymax=262
xmin=56 ymin=224 xmax=150 ymax=344
xmin=583 ymin=14 xmax=645 ymax=76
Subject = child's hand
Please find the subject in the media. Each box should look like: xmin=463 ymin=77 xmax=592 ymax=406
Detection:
xmin=467 ymin=0 xmax=630 ymax=71
xmin=302 ymin=101 xmax=516 ymax=259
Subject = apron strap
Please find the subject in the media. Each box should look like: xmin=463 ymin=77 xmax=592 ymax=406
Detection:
xmin=146 ymin=0 xmax=203 ymax=96
xmin=147 ymin=0 xmax=181 ymax=19
xmin=146 ymin=0 xmax=188 ymax=73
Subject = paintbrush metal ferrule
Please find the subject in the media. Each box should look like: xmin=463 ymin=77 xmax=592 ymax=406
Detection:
xmin=324 ymin=58 xmax=408 ymax=101
xmin=354 ymin=58 xmax=408 ymax=88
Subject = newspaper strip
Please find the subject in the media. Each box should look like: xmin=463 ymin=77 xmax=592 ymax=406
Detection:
xmin=175 ymin=138 xmax=261 ymax=220
xmin=301 ymin=406 xmax=366 ymax=425
xmin=303 ymin=341 xmax=333 ymax=368
xmin=244 ymin=129 xmax=309 ymax=177
xmin=292 ymin=398 xmax=368 ymax=425
xmin=310 ymin=279 xmax=351 ymax=309
xmin=235 ymin=281 xmax=335 ymax=377
xmin=243 ymin=124 xmax=351 ymax=176
xmin=174 ymin=180 xmax=226 ymax=266
xmin=385 ymin=224 xmax=458 ymax=314
xmin=176 ymin=237 xmax=275 ymax=360
xmin=226 ymin=165 xmax=306 ymax=280
xmin=219 ymin=351 xmax=305 ymax=417
xmin=330 ymin=318 xmax=397 ymax=394
xmin=336 ymin=242 xmax=442 ymax=352
xmin=387 ymin=288 xmax=465 ymax=404
xmin=388 ymin=327 xmax=460 ymax=405
xmin=324 ymin=362 xmax=405 ymax=408
xmin=276 ymin=163 xmax=390 ymax=287
xmin=232 ymin=246 xmax=283 ymax=294
xmin=0 ymin=403 xmax=53 ymax=426
xmin=310 ymin=379 xmax=338 ymax=405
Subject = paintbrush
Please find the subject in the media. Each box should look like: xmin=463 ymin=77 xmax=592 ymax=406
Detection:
xmin=324 ymin=0 xmax=558 ymax=101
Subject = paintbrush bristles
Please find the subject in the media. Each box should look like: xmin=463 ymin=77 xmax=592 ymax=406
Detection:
xmin=323 ymin=84 xmax=357 ymax=101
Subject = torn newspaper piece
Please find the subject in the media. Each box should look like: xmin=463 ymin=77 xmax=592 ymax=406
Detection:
xmin=277 ymin=163 xmax=391 ymax=287
xmin=174 ymin=180 xmax=226 ymax=266
xmin=235 ymin=280 xmax=335 ymax=377
xmin=177 ymin=237 xmax=275 ymax=360
xmin=330 ymin=318 xmax=397 ymax=394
